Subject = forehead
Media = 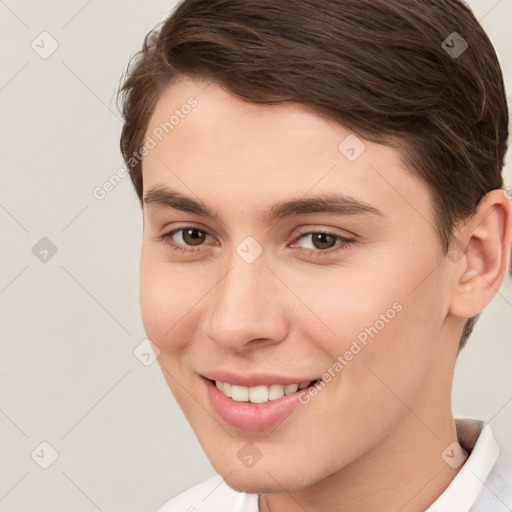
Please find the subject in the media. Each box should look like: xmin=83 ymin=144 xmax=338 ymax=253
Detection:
xmin=142 ymin=78 xmax=433 ymax=228
xmin=145 ymin=77 xmax=342 ymax=160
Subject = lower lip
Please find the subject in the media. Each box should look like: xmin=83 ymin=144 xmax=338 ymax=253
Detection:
xmin=203 ymin=378 xmax=310 ymax=431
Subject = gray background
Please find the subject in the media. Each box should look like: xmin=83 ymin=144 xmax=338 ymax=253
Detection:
xmin=0 ymin=1 xmax=511 ymax=510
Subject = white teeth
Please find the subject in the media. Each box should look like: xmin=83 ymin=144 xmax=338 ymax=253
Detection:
xmin=268 ymin=384 xmax=285 ymax=400
xmin=231 ymin=385 xmax=249 ymax=402
xmin=223 ymin=382 xmax=232 ymax=398
xmin=249 ymin=385 xmax=268 ymax=404
xmin=214 ymin=380 xmax=312 ymax=403
xmin=284 ymin=383 xmax=299 ymax=394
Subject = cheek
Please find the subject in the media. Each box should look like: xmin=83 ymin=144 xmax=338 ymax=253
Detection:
xmin=280 ymin=262 xmax=406 ymax=357
xmin=282 ymin=250 xmax=443 ymax=396
xmin=139 ymin=252 xmax=199 ymax=354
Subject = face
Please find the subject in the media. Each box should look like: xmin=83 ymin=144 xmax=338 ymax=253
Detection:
xmin=139 ymin=77 xmax=454 ymax=493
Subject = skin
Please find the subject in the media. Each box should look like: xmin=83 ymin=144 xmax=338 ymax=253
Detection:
xmin=139 ymin=76 xmax=512 ymax=512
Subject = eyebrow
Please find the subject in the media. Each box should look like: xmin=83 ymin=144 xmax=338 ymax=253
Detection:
xmin=143 ymin=185 xmax=385 ymax=222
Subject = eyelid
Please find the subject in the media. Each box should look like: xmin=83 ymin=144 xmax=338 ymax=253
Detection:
xmin=292 ymin=225 xmax=356 ymax=240
xmin=159 ymin=224 xmax=356 ymax=256
xmin=159 ymin=223 xmax=354 ymax=241
xmin=289 ymin=229 xmax=355 ymax=256
xmin=159 ymin=226 xmax=216 ymax=253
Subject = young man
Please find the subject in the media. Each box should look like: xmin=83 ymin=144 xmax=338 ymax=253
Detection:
xmin=117 ymin=0 xmax=512 ymax=510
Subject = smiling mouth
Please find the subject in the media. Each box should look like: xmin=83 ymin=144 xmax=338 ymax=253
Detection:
xmin=207 ymin=378 xmax=321 ymax=404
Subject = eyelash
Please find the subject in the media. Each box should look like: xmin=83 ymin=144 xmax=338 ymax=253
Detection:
xmin=158 ymin=227 xmax=355 ymax=257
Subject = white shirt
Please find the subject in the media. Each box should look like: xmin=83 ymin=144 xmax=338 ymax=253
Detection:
xmin=157 ymin=418 xmax=511 ymax=512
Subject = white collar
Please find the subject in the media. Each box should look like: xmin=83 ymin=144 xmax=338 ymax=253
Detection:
xmin=425 ymin=418 xmax=499 ymax=512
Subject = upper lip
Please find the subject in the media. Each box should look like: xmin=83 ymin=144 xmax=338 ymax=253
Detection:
xmin=200 ymin=370 xmax=319 ymax=387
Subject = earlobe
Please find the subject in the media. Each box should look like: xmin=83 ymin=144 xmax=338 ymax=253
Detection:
xmin=449 ymin=189 xmax=512 ymax=318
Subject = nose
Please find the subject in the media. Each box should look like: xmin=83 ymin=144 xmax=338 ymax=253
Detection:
xmin=205 ymin=253 xmax=289 ymax=353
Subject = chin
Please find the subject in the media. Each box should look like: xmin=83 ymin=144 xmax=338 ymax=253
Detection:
xmin=223 ymin=471 xmax=298 ymax=494
xmin=216 ymin=460 xmax=318 ymax=494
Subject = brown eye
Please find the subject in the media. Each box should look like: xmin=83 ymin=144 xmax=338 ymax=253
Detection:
xmin=159 ymin=227 xmax=214 ymax=255
xmin=291 ymin=230 xmax=355 ymax=258
xmin=181 ymin=228 xmax=207 ymax=246
xmin=310 ymin=232 xmax=338 ymax=250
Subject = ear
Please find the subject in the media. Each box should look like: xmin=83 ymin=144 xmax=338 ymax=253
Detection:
xmin=448 ymin=189 xmax=512 ymax=319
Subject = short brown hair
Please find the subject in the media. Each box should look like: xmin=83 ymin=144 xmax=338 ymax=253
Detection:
xmin=117 ymin=0 xmax=509 ymax=351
